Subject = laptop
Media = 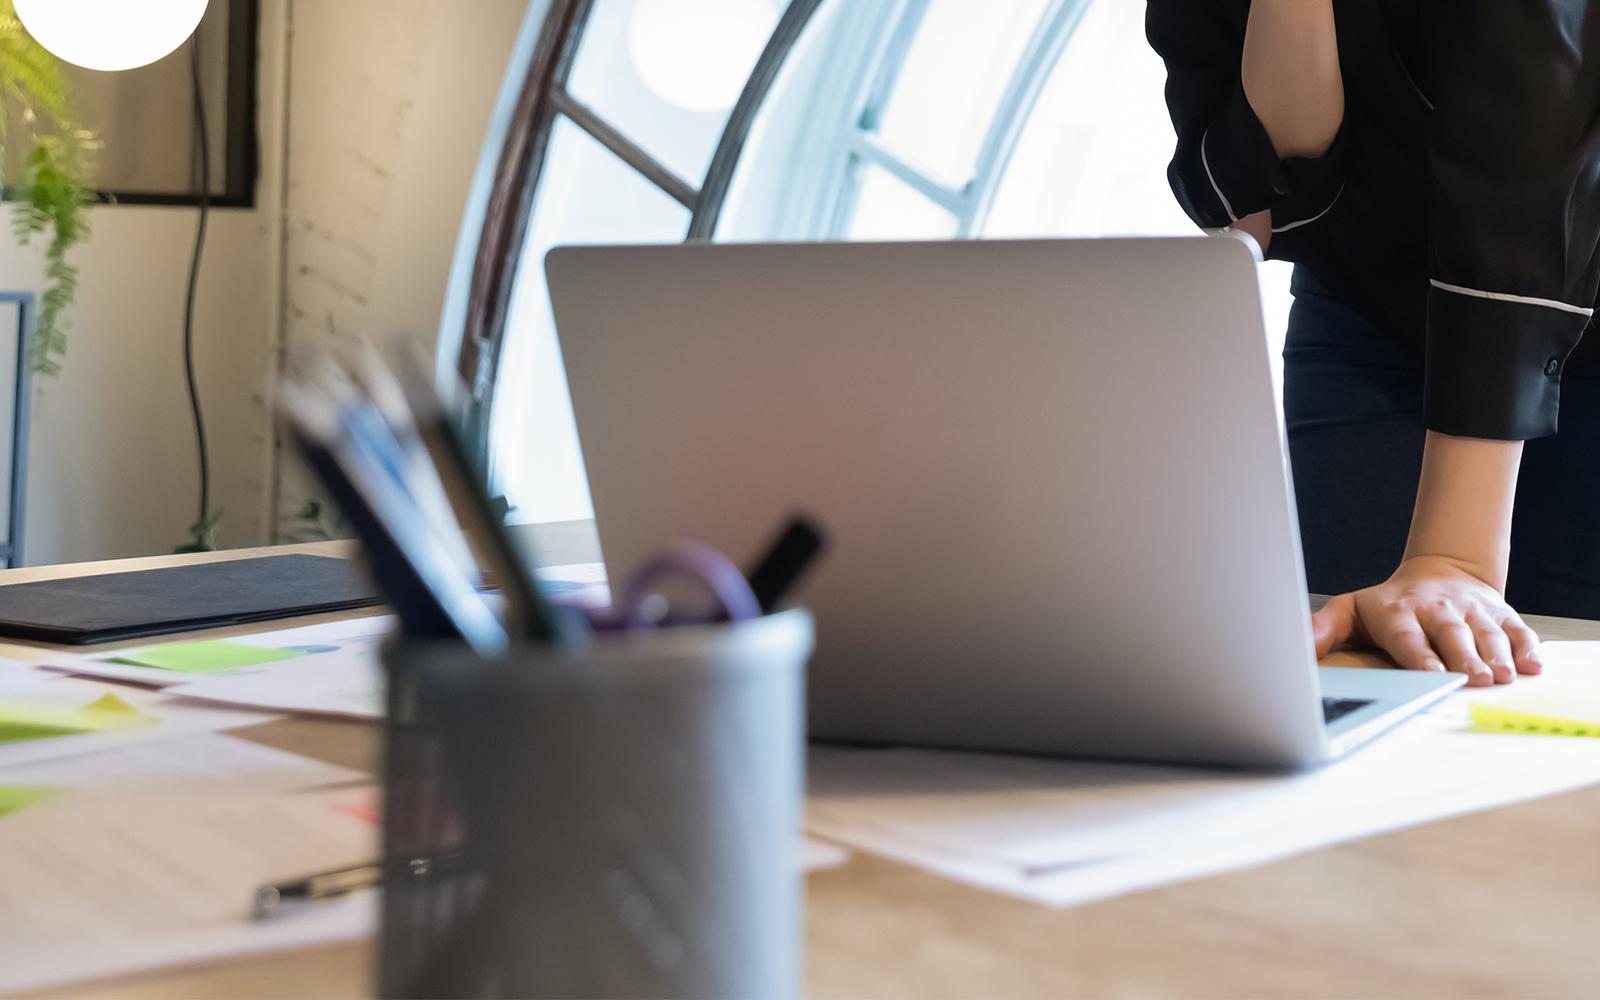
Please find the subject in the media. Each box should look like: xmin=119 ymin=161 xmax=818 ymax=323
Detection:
xmin=545 ymin=237 xmax=1464 ymax=769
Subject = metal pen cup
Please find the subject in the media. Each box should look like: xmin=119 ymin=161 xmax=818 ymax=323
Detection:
xmin=379 ymin=608 xmax=813 ymax=1000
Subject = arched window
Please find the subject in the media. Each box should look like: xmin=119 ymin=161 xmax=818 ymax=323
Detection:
xmin=441 ymin=0 xmax=1292 ymax=527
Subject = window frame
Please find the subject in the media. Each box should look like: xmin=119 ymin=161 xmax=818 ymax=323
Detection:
xmin=445 ymin=0 xmax=1099 ymax=483
xmin=449 ymin=0 xmax=826 ymax=468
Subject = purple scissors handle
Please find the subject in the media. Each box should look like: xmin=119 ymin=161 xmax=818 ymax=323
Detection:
xmin=613 ymin=538 xmax=762 ymax=630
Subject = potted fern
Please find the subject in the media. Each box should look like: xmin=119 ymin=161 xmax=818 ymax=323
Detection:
xmin=0 ymin=0 xmax=95 ymax=377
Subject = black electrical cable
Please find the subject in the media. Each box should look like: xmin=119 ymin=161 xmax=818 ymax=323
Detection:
xmin=185 ymin=35 xmax=212 ymax=541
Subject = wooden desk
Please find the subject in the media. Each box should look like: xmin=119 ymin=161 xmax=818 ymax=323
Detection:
xmin=7 ymin=547 xmax=1600 ymax=999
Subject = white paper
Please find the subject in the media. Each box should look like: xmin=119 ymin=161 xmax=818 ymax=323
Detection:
xmin=171 ymin=657 xmax=384 ymax=718
xmin=30 ymin=617 xmax=394 ymax=719
xmin=0 ymin=782 xmax=379 ymax=994
xmin=0 ymin=729 xmax=367 ymax=792
xmin=34 ymin=615 xmax=396 ymax=688
xmin=0 ymin=664 xmax=278 ymax=769
xmin=806 ymin=644 xmax=1600 ymax=908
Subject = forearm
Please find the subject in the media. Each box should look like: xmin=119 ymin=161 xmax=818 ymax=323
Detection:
xmin=1403 ymin=430 xmax=1523 ymax=590
xmin=1241 ymin=0 xmax=1344 ymax=159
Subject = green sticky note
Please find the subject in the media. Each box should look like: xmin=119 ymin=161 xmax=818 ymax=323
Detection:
xmin=0 ymin=786 xmax=59 ymax=818
xmin=0 ymin=720 xmax=89 ymax=745
xmin=110 ymin=639 xmax=301 ymax=674
xmin=1470 ymin=695 xmax=1600 ymax=737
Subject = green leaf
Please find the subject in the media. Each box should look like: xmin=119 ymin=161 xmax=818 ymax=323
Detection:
xmin=176 ymin=508 xmax=226 ymax=553
xmin=0 ymin=0 xmax=94 ymax=377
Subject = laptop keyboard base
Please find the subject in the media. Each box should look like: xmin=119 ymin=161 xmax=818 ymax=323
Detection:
xmin=1322 ymin=697 xmax=1375 ymax=724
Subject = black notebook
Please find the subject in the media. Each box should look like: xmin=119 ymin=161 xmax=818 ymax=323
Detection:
xmin=0 ymin=554 xmax=383 ymax=644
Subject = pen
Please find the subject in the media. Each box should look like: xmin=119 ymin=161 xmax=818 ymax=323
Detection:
xmin=393 ymin=351 xmax=564 ymax=645
xmin=279 ymin=382 xmax=508 ymax=654
xmin=252 ymin=851 xmax=469 ymax=921
xmin=341 ymin=343 xmax=485 ymax=586
xmin=745 ymin=515 xmax=828 ymax=614
xmin=252 ymin=862 xmax=382 ymax=921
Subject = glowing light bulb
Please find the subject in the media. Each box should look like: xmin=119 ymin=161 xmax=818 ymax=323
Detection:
xmin=629 ymin=0 xmax=778 ymax=113
xmin=14 ymin=0 xmax=210 ymax=72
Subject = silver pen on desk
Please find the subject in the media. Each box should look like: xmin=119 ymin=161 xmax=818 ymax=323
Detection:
xmin=252 ymin=852 xmax=465 ymax=920
xmin=252 ymin=862 xmax=383 ymax=921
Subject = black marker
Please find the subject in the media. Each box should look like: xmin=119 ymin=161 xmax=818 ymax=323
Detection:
xmin=745 ymin=515 xmax=828 ymax=614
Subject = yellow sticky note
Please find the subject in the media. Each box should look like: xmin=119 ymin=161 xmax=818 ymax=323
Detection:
xmin=110 ymin=639 xmax=300 ymax=674
xmin=1469 ymin=695 xmax=1600 ymax=738
xmin=84 ymin=691 xmax=143 ymax=715
xmin=0 ymin=785 xmax=59 ymax=818
xmin=0 ymin=690 xmax=154 ymax=745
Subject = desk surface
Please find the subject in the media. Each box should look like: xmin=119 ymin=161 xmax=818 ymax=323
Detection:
xmin=5 ymin=543 xmax=1600 ymax=999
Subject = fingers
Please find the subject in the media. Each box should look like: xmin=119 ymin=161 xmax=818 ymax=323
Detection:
xmin=1339 ymin=566 xmax=1535 ymax=686
xmin=1501 ymin=612 xmax=1543 ymax=676
xmin=1421 ymin=617 xmax=1495 ymax=686
xmin=1312 ymin=594 xmax=1358 ymax=659
xmin=1373 ymin=621 xmax=1444 ymax=674
xmin=1466 ymin=611 xmax=1515 ymax=684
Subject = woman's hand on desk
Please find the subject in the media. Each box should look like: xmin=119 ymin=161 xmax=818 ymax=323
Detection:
xmin=1316 ymin=431 xmax=1540 ymax=685
xmin=1313 ymin=555 xmax=1542 ymax=687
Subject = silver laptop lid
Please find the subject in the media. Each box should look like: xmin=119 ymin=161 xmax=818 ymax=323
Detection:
xmin=547 ymin=237 xmax=1327 ymax=768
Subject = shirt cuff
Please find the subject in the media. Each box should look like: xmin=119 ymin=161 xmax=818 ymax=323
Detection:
xmin=1269 ymin=125 xmax=1347 ymax=235
xmin=1424 ymin=283 xmax=1593 ymax=440
xmin=1199 ymin=84 xmax=1347 ymax=236
xmin=1198 ymin=82 xmax=1286 ymax=222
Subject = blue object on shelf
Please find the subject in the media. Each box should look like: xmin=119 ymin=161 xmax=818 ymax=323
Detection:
xmin=0 ymin=293 xmax=32 ymax=569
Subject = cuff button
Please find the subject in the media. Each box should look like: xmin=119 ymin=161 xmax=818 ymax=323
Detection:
xmin=1545 ymin=358 xmax=1561 ymax=376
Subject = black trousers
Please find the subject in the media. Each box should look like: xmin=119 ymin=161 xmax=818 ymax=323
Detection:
xmin=1283 ymin=266 xmax=1600 ymax=619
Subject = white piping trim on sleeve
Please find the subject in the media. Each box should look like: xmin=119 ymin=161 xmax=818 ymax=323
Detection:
xmin=1271 ymin=180 xmax=1346 ymax=233
xmin=1199 ymin=129 xmax=1239 ymax=223
xmin=1429 ymin=279 xmax=1595 ymax=317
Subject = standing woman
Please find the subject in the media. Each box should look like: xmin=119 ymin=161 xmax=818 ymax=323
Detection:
xmin=1147 ymin=2 xmax=1600 ymax=687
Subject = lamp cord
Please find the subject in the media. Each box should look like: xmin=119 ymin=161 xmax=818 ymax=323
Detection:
xmin=185 ymin=35 xmax=212 ymax=540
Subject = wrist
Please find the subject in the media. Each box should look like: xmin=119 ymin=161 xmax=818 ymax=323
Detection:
xmin=1391 ymin=552 xmax=1502 ymax=593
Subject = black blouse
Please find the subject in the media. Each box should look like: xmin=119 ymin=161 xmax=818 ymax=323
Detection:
xmin=1146 ymin=0 xmax=1600 ymax=440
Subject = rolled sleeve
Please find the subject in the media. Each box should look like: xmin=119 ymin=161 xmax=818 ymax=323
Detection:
xmin=1425 ymin=1 xmax=1600 ymax=439
xmin=1272 ymin=127 xmax=1347 ymax=234
xmin=1197 ymin=82 xmax=1286 ymax=223
xmin=1147 ymin=0 xmax=1346 ymax=234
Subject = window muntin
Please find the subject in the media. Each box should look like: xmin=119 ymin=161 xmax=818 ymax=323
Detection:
xmin=847 ymin=163 xmax=959 ymax=241
xmin=984 ymin=0 xmax=1194 ymax=239
xmin=491 ymin=117 xmax=690 ymax=524
xmin=708 ymin=0 xmax=905 ymax=242
xmin=874 ymin=0 xmax=1052 ymax=188
xmin=566 ymin=0 xmax=789 ymax=189
xmin=819 ymin=0 xmax=1091 ymax=241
